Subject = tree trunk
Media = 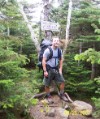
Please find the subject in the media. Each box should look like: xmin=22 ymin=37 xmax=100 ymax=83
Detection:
xmin=42 ymin=0 xmax=52 ymax=40
xmin=91 ymin=64 xmax=95 ymax=79
xmin=7 ymin=27 xmax=10 ymax=36
xmin=17 ymin=2 xmax=40 ymax=52
xmin=78 ymin=42 xmax=82 ymax=66
xmin=62 ymin=0 xmax=72 ymax=61
xmin=91 ymin=43 xmax=96 ymax=79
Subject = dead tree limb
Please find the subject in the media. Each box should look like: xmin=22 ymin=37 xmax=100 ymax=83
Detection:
xmin=32 ymin=88 xmax=55 ymax=98
xmin=65 ymin=92 xmax=73 ymax=103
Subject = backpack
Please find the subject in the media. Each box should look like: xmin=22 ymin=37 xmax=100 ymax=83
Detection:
xmin=37 ymin=39 xmax=61 ymax=70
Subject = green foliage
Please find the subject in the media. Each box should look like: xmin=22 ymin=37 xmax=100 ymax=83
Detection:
xmin=92 ymin=77 xmax=100 ymax=119
xmin=0 ymin=79 xmax=14 ymax=89
xmin=71 ymin=3 xmax=100 ymax=44
xmin=74 ymin=48 xmax=100 ymax=118
xmin=0 ymin=38 xmax=30 ymax=110
xmin=75 ymin=48 xmax=100 ymax=64
xmin=63 ymin=53 xmax=95 ymax=94
xmin=0 ymin=1 xmax=39 ymax=118
xmin=6 ymin=111 xmax=17 ymax=119
xmin=30 ymin=98 xmax=39 ymax=106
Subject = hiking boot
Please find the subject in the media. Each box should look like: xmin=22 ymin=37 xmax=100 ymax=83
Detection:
xmin=47 ymin=96 xmax=54 ymax=104
xmin=58 ymin=93 xmax=68 ymax=102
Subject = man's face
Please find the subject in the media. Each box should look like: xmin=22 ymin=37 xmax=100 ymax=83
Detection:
xmin=52 ymin=37 xmax=60 ymax=47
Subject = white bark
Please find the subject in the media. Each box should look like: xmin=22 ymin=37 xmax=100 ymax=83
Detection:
xmin=17 ymin=2 xmax=40 ymax=52
xmin=7 ymin=27 xmax=10 ymax=36
xmin=62 ymin=0 xmax=72 ymax=60
xmin=43 ymin=0 xmax=52 ymax=40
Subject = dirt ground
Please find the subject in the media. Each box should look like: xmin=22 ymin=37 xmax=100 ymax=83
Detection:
xmin=30 ymin=95 xmax=94 ymax=119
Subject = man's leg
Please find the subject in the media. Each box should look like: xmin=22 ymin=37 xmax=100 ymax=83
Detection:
xmin=55 ymin=73 xmax=65 ymax=93
xmin=60 ymin=82 xmax=65 ymax=91
xmin=45 ymin=86 xmax=54 ymax=103
xmin=59 ymin=82 xmax=64 ymax=95
xmin=43 ymin=70 xmax=54 ymax=103
xmin=56 ymin=74 xmax=68 ymax=101
xmin=59 ymin=82 xmax=68 ymax=101
xmin=45 ymin=86 xmax=50 ymax=96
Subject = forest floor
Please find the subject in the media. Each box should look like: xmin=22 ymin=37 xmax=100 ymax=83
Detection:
xmin=0 ymin=94 xmax=95 ymax=119
xmin=30 ymin=95 xmax=95 ymax=119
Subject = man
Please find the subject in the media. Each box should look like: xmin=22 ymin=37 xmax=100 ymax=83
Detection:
xmin=42 ymin=36 xmax=67 ymax=103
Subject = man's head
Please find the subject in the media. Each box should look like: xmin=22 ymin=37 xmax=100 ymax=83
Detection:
xmin=52 ymin=36 xmax=60 ymax=48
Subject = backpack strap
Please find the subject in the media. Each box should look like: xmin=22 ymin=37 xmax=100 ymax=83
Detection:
xmin=46 ymin=47 xmax=62 ymax=62
xmin=58 ymin=48 xmax=62 ymax=60
xmin=46 ymin=46 xmax=53 ymax=61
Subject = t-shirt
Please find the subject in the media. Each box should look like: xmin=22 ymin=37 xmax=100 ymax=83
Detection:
xmin=43 ymin=47 xmax=62 ymax=67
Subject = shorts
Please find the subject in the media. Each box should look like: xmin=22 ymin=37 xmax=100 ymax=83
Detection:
xmin=43 ymin=68 xmax=65 ymax=86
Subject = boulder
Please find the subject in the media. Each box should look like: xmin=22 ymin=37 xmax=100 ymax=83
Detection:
xmin=72 ymin=100 xmax=93 ymax=116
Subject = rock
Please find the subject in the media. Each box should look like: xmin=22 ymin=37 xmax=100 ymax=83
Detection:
xmin=64 ymin=104 xmax=69 ymax=110
xmin=72 ymin=100 xmax=93 ymax=116
xmin=45 ymin=108 xmax=56 ymax=117
xmin=69 ymin=114 xmax=90 ymax=119
xmin=56 ymin=107 xmax=69 ymax=119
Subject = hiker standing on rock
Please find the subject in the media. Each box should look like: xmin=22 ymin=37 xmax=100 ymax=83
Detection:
xmin=42 ymin=36 xmax=67 ymax=103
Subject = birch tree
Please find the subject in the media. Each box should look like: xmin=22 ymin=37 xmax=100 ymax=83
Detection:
xmin=62 ymin=0 xmax=72 ymax=61
xmin=17 ymin=1 xmax=40 ymax=52
xmin=42 ymin=0 xmax=52 ymax=40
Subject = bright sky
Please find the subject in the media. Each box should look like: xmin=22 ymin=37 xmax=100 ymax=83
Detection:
xmin=20 ymin=0 xmax=42 ymax=4
xmin=17 ymin=0 xmax=42 ymax=4
xmin=28 ymin=0 xmax=42 ymax=4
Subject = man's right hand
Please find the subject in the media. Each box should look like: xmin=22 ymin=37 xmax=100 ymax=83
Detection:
xmin=44 ymin=71 xmax=48 ymax=77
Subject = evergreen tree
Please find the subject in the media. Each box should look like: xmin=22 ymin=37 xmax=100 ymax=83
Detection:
xmin=0 ymin=1 xmax=38 ymax=118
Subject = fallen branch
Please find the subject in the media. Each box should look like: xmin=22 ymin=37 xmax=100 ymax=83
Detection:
xmin=65 ymin=92 xmax=73 ymax=103
xmin=32 ymin=88 xmax=55 ymax=99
